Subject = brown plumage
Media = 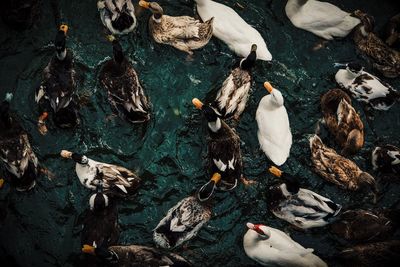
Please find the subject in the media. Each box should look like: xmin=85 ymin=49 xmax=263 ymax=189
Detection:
xmin=320 ymin=89 xmax=364 ymax=155
xmin=384 ymin=13 xmax=400 ymax=48
xmin=353 ymin=10 xmax=400 ymax=78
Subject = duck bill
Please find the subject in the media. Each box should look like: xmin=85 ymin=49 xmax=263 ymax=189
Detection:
xmin=60 ymin=150 xmax=73 ymax=158
xmin=268 ymin=166 xmax=282 ymax=177
xmin=0 ymin=178 xmax=4 ymax=189
xmin=210 ymin=173 xmax=221 ymax=183
xmin=139 ymin=0 xmax=150 ymax=8
xmin=82 ymin=244 xmax=95 ymax=255
xmin=59 ymin=24 xmax=68 ymax=34
xmin=192 ymin=98 xmax=204 ymax=110
xmin=197 ymin=173 xmax=221 ymax=202
xmin=263 ymin=82 xmax=273 ymax=93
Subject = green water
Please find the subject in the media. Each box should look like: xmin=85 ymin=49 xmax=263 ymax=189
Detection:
xmin=0 ymin=0 xmax=399 ymax=266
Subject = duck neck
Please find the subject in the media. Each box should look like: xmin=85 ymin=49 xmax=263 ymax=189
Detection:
xmin=56 ymin=49 xmax=67 ymax=60
xmin=152 ymin=13 xmax=163 ymax=23
xmin=208 ymin=118 xmax=221 ymax=133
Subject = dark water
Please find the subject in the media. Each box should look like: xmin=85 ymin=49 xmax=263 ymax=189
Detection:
xmin=0 ymin=0 xmax=399 ymax=266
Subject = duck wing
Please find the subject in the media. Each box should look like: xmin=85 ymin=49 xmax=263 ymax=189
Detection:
xmin=96 ymin=163 xmax=140 ymax=194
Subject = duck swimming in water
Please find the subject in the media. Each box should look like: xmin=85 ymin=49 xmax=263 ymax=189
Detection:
xmin=320 ymin=88 xmax=364 ymax=155
xmin=97 ymin=0 xmax=137 ymax=35
xmin=139 ymin=1 xmax=213 ymax=55
xmin=335 ymin=62 xmax=399 ymax=110
xmin=372 ymin=144 xmax=400 ymax=173
xmin=0 ymin=94 xmax=38 ymax=191
xmin=99 ymin=35 xmax=151 ymax=124
xmin=35 ymin=24 xmax=78 ymax=134
xmin=153 ymin=195 xmax=211 ymax=249
xmin=267 ymin=166 xmax=341 ymax=229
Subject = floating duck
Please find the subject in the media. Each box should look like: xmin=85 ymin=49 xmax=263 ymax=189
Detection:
xmin=331 ymin=208 xmax=399 ymax=242
xmin=335 ymin=62 xmax=399 ymax=110
xmin=139 ymin=0 xmax=213 ymax=55
xmin=310 ymin=134 xmax=377 ymax=201
xmin=82 ymin=243 xmax=191 ymax=266
xmin=35 ymin=24 xmax=78 ymax=134
xmin=320 ymin=88 xmax=364 ymax=154
xmin=243 ymin=222 xmax=328 ymax=267
xmin=285 ymin=0 xmax=361 ymax=40
xmin=372 ymin=145 xmax=400 ymax=173
xmin=256 ymin=82 xmax=292 ymax=166
xmin=212 ymin=44 xmax=257 ymax=120
xmin=99 ymin=35 xmax=151 ymax=123
xmin=97 ymin=0 xmax=137 ymax=35
xmin=192 ymin=98 xmax=242 ymax=191
xmin=267 ymin=166 xmax=341 ymax=229
xmin=353 ymin=10 xmax=400 ymax=78
xmin=60 ymin=150 xmax=141 ymax=198
xmin=339 ymin=240 xmax=400 ymax=266
xmin=384 ymin=13 xmax=400 ymax=48
xmin=194 ymin=0 xmax=272 ymax=60
xmin=153 ymin=195 xmax=211 ymax=249
xmin=0 ymin=94 xmax=38 ymax=191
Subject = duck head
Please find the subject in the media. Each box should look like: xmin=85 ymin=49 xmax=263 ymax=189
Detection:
xmin=246 ymin=222 xmax=271 ymax=239
xmin=197 ymin=173 xmax=222 ymax=202
xmin=82 ymin=245 xmax=119 ymax=263
xmin=269 ymin=166 xmax=300 ymax=194
xmin=89 ymin=177 xmax=109 ymax=211
xmin=354 ymin=10 xmax=375 ymax=36
xmin=358 ymin=171 xmax=378 ymax=203
xmin=192 ymin=98 xmax=221 ymax=132
xmin=60 ymin=150 xmax=89 ymax=165
xmin=139 ymin=1 xmax=164 ymax=22
xmin=240 ymin=44 xmax=257 ymax=70
xmin=263 ymin=82 xmax=284 ymax=107
xmin=107 ymin=35 xmax=124 ymax=65
xmin=55 ymin=24 xmax=68 ymax=61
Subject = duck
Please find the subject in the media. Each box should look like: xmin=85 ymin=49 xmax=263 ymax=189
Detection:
xmin=60 ymin=150 xmax=141 ymax=198
xmin=267 ymin=166 xmax=341 ymax=229
xmin=285 ymin=0 xmax=361 ymax=40
xmin=334 ymin=62 xmax=399 ymax=110
xmin=339 ymin=240 xmax=400 ymax=266
xmin=99 ymin=35 xmax=150 ymax=123
xmin=352 ymin=10 xmax=400 ymax=78
xmin=153 ymin=195 xmax=211 ymax=249
xmin=320 ymin=88 xmax=364 ymax=155
xmin=256 ymin=82 xmax=292 ymax=166
xmin=243 ymin=222 xmax=327 ymax=267
xmin=35 ymin=24 xmax=78 ymax=134
xmin=192 ymin=98 xmax=242 ymax=191
xmin=309 ymin=134 xmax=378 ymax=201
xmin=82 ymin=243 xmax=191 ymax=267
xmin=372 ymin=144 xmax=400 ymax=173
xmin=0 ymin=93 xmax=38 ymax=191
xmin=194 ymin=0 xmax=272 ymax=61
xmin=139 ymin=1 xmax=213 ymax=55
xmin=97 ymin=0 xmax=137 ymax=35
xmin=212 ymin=44 xmax=257 ymax=120
xmin=384 ymin=13 xmax=400 ymax=48
xmin=331 ymin=208 xmax=399 ymax=242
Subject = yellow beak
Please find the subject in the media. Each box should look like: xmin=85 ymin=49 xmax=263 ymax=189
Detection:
xmin=0 ymin=178 xmax=5 ymax=189
xmin=59 ymin=24 xmax=68 ymax=34
xmin=82 ymin=244 xmax=96 ymax=254
xmin=106 ymin=35 xmax=116 ymax=42
xmin=211 ymin=173 xmax=221 ymax=183
xmin=139 ymin=0 xmax=150 ymax=8
xmin=268 ymin=166 xmax=282 ymax=177
xmin=192 ymin=98 xmax=204 ymax=110
xmin=60 ymin=150 xmax=73 ymax=159
xmin=264 ymin=82 xmax=273 ymax=93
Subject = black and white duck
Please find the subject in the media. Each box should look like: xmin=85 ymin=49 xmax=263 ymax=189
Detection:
xmin=0 ymin=94 xmax=38 ymax=191
xmin=97 ymin=0 xmax=137 ymax=35
xmin=372 ymin=145 xmax=400 ymax=173
xmin=99 ymin=35 xmax=150 ymax=124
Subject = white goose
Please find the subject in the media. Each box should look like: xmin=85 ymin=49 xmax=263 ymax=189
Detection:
xmin=285 ymin=0 xmax=361 ymax=40
xmin=194 ymin=0 xmax=272 ymax=61
xmin=256 ymin=82 xmax=292 ymax=166
xmin=243 ymin=222 xmax=327 ymax=267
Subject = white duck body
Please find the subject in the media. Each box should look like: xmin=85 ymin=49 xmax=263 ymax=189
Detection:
xmin=256 ymin=86 xmax=292 ymax=166
xmin=195 ymin=0 xmax=272 ymax=61
xmin=335 ymin=68 xmax=399 ymax=110
xmin=243 ymin=223 xmax=327 ymax=267
xmin=285 ymin=0 xmax=360 ymax=40
xmin=97 ymin=0 xmax=137 ymax=35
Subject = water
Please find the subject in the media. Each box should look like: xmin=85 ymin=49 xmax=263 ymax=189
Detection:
xmin=0 ymin=0 xmax=399 ymax=266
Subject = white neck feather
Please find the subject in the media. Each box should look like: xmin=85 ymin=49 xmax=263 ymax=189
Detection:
xmin=57 ymin=49 xmax=67 ymax=60
xmin=152 ymin=16 xmax=162 ymax=23
xmin=208 ymin=118 xmax=221 ymax=132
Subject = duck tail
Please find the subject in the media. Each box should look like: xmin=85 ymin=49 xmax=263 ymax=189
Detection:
xmin=200 ymin=17 xmax=214 ymax=40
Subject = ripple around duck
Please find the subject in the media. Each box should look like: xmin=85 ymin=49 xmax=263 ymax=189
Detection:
xmin=0 ymin=0 xmax=400 ymax=266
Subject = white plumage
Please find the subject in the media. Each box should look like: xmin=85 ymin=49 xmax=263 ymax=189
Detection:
xmin=97 ymin=0 xmax=137 ymax=35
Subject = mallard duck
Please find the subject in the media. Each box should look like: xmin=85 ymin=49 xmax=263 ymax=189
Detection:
xmin=82 ymin=244 xmax=191 ymax=266
xmin=310 ymin=134 xmax=377 ymax=201
xmin=153 ymin=195 xmax=211 ymax=249
xmin=339 ymin=240 xmax=400 ymax=267
xmin=285 ymin=0 xmax=361 ymax=40
xmin=335 ymin=62 xmax=399 ymax=110
xmin=139 ymin=1 xmax=213 ymax=55
xmin=372 ymin=145 xmax=400 ymax=173
xmin=256 ymin=82 xmax=292 ymax=166
xmin=267 ymin=166 xmax=341 ymax=229
xmin=352 ymin=10 xmax=400 ymax=78
xmin=331 ymin=208 xmax=399 ymax=242
xmin=243 ymin=222 xmax=327 ymax=267
xmin=60 ymin=150 xmax=141 ymax=198
xmin=192 ymin=98 xmax=242 ymax=191
xmin=1 ymin=0 xmax=41 ymax=30
xmin=384 ymin=13 xmax=400 ymax=48
xmin=35 ymin=24 xmax=78 ymax=134
xmin=99 ymin=35 xmax=150 ymax=123
xmin=97 ymin=0 xmax=137 ymax=35
xmin=0 ymin=94 xmax=38 ymax=191
xmin=194 ymin=0 xmax=272 ymax=61
xmin=212 ymin=44 xmax=257 ymax=120
xmin=320 ymin=88 xmax=364 ymax=154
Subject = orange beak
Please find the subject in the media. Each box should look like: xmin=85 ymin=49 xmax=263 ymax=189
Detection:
xmin=59 ymin=24 xmax=68 ymax=34
xmin=264 ymin=82 xmax=273 ymax=93
xmin=82 ymin=244 xmax=96 ymax=255
xmin=211 ymin=173 xmax=221 ymax=183
xmin=60 ymin=150 xmax=73 ymax=159
xmin=192 ymin=98 xmax=204 ymax=110
xmin=0 ymin=178 xmax=5 ymax=189
xmin=268 ymin=166 xmax=282 ymax=177
xmin=139 ymin=0 xmax=150 ymax=8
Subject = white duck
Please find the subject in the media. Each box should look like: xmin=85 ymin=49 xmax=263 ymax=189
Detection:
xmin=335 ymin=62 xmax=399 ymax=110
xmin=243 ymin=222 xmax=327 ymax=267
xmin=285 ymin=0 xmax=361 ymax=40
xmin=256 ymin=82 xmax=292 ymax=166
xmin=97 ymin=0 xmax=137 ymax=35
xmin=194 ymin=0 xmax=272 ymax=61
